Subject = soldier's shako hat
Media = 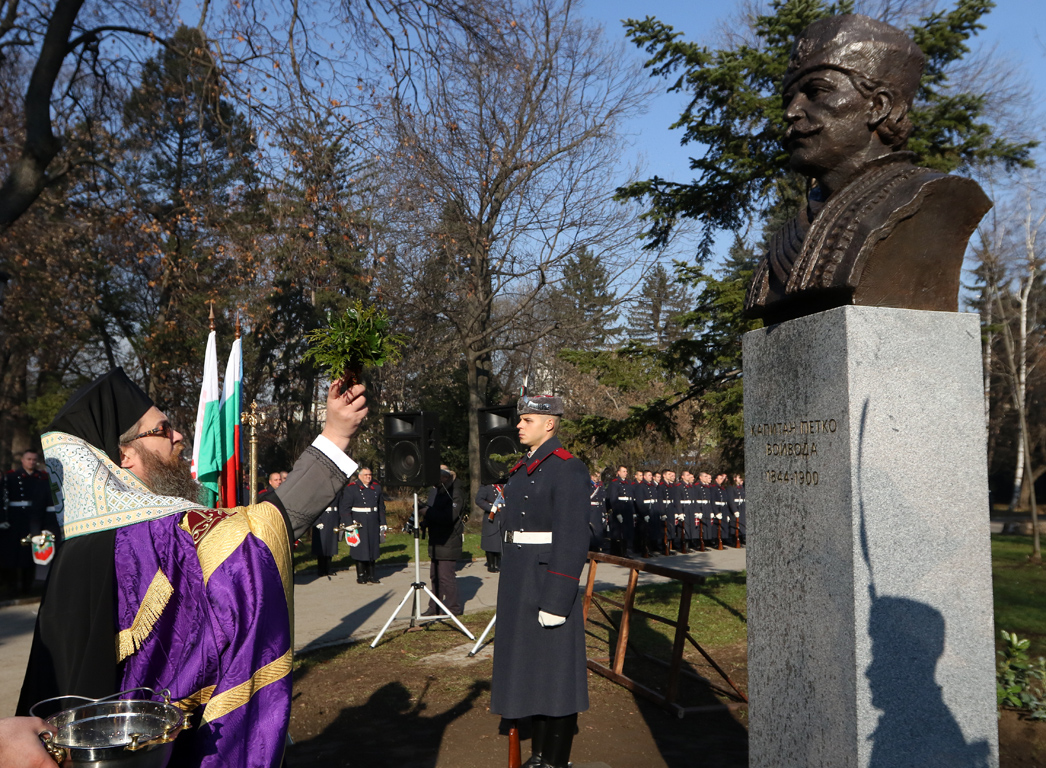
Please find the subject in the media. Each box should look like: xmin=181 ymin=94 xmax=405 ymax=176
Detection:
xmin=783 ymin=14 xmax=924 ymax=104
xmin=516 ymin=394 xmax=564 ymax=416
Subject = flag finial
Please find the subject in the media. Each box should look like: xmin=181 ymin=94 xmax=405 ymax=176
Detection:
xmin=209 ymin=301 xmax=215 ymax=331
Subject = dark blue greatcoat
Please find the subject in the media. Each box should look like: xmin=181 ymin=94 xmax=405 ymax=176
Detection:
xmin=708 ymin=483 xmax=728 ymax=542
xmin=476 ymin=484 xmax=504 ymax=554
xmin=727 ymin=484 xmax=746 ymax=538
xmin=490 ymin=436 xmax=591 ymax=719
xmin=605 ymin=478 xmax=635 ymax=543
xmin=587 ymin=482 xmax=606 ymax=550
xmin=677 ymin=482 xmax=697 ymax=540
xmin=662 ymin=482 xmax=681 ymax=543
xmin=311 ymin=500 xmax=341 ymax=558
xmin=692 ymin=484 xmax=712 ymax=539
xmin=2 ymin=469 xmax=53 ymax=568
xmin=339 ymin=480 xmax=387 ymax=562
xmin=635 ymin=481 xmax=656 ymax=545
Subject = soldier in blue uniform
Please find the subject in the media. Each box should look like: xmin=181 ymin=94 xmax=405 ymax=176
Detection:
xmin=311 ymin=497 xmax=340 ymax=577
xmin=709 ymin=472 xmax=729 ymax=550
xmin=339 ymin=467 xmax=387 ymax=584
xmin=728 ymin=474 xmax=746 ymax=547
xmin=476 ymin=483 xmax=504 ymax=573
xmin=635 ymin=470 xmax=658 ymax=558
xmin=605 ymin=466 xmax=634 ymax=558
xmin=587 ymin=472 xmax=607 ymax=552
xmin=660 ymin=469 xmax=681 ymax=555
xmin=2 ymin=450 xmax=53 ymax=594
xmin=675 ymin=470 xmax=695 ymax=553
xmin=693 ymin=471 xmax=714 ymax=551
xmin=491 ymin=395 xmax=590 ymax=768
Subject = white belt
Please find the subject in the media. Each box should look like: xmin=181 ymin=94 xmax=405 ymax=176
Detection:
xmin=505 ymin=530 xmax=552 ymax=544
xmin=679 ymin=500 xmax=692 ymax=504
xmin=643 ymin=499 xmax=655 ymax=504
xmin=351 ymin=507 xmax=376 ymax=512
xmin=617 ymin=496 xmax=631 ymax=501
xmin=8 ymin=501 xmax=31 ymax=507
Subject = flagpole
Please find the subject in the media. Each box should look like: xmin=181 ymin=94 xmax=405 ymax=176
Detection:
xmin=243 ymin=402 xmax=265 ymax=504
xmin=192 ymin=303 xmax=221 ymax=508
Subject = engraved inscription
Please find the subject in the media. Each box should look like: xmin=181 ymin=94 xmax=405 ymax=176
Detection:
xmin=765 ymin=470 xmax=819 ymax=486
xmin=751 ymin=415 xmax=841 ymax=492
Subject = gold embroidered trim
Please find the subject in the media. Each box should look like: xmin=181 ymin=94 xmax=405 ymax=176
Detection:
xmin=187 ymin=508 xmax=252 ymax=586
xmin=175 ymin=685 xmax=217 ymax=713
xmin=116 ymin=569 xmax=174 ymax=662
xmin=244 ymin=502 xmax=293 ymax=609
xmin=201 ymin=649 xmax=292 ymax=724
xmin=181 ymin=502 xmax=294 ymax=641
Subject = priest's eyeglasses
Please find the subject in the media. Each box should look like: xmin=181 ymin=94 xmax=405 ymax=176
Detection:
xmin=128 ymin=422 xmax=175 ymax=443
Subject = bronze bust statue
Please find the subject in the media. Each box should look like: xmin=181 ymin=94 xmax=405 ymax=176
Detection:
xmin=744 ymin=14 xmax=992 ymax=326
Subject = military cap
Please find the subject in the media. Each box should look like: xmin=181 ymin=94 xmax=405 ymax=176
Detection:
xmin=517 ymin=394 xmax=564 ymax=416
xmin=783 ymin=14 xmax=924 ymax=104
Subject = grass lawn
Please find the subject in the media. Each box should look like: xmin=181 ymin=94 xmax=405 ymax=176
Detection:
xmin=991 ymin=534 xmax=1046 ymax=657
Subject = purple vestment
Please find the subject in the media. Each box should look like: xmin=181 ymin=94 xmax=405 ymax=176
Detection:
xmin=114 ymin=504 xmax=293 ymax=768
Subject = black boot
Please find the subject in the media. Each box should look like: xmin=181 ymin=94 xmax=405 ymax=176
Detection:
xmin=492 ymin=552 xmax=501 ymax=573
xmin=522 ymin=714 xmax=548 ymax=767
xmin=355 ymin=561 xmax=365 ymax=584
xmin=542 ymin=713 xmax=577 ymax=768
xmin=366 ymin=561 xmax=381 ymax=584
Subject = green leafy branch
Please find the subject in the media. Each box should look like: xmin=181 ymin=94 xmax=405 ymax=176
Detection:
xmin=302 ymin=301 xmax=409 ymax=384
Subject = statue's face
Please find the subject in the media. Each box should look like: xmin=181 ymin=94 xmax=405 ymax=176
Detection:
xmin=783 ymin=68 xmax=875 ymax=180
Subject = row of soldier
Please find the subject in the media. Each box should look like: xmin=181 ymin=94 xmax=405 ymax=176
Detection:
xmin=478 ymin=465 xmax=746 ymax=572
xmin=598 ymin=466 xmax=746 ymax=557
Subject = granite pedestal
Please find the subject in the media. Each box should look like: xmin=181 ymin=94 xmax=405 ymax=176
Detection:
xmin=743 ymin=306 xmax=997 ymax=768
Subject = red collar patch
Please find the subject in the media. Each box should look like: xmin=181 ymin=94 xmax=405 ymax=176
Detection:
xmin=525 ymin=446 xmax=574 ymax=474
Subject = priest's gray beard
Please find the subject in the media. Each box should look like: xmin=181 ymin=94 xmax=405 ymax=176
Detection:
xmin=138 ymin=445 xmax=201 ymax=501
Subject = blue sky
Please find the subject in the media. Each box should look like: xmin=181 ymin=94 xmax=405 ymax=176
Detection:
xmin=582 ymin=0 xmax=1046 ymax=186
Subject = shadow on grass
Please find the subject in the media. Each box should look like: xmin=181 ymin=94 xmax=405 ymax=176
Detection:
xmin=585 ymin=580 xmax=749 ymax=768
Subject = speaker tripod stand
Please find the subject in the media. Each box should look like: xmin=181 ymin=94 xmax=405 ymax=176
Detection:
xmin=371 ymin=493 xmax=474 ymax=647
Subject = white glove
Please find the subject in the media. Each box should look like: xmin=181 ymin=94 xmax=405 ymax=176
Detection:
xmin=616 ymin=515 xmax=623 ymax=523
xmin=380 ymin=525 xmax=388 ymax=533
xmin=538 ymin=610 xmax=566 ymax=627
xmin=675 ymin=514 xmax=684 ymax=522
xmin=315 ymin=523 xmax=324 ymax=530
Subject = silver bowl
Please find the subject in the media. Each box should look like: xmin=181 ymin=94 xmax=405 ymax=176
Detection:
xmin=31 ymin=688 xmax=183 ymax=768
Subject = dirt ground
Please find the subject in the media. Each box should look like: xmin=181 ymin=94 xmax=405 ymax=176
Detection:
xmin=284 ymin=611 xmax=1044 ymax=768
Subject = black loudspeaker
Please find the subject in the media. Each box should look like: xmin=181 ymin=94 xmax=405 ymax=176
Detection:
xmin=384 ymin=412 xmax=441 ymax=487
xmin=479 ymin=405 xmax=523 ymax=485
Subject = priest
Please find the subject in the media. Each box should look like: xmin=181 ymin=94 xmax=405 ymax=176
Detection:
xmin=16 ymin=368 xmax=367 ymax=768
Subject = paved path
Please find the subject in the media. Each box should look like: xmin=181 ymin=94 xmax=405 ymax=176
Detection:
xmin=0 ymin=548 xmax=747 ymax=715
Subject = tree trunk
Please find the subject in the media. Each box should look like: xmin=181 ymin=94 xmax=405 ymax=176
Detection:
xmin=465 ymin=350 xmax=490 ymax=519
xmin=0 ymin=0 xmax=85 ymax=236
xmin=0 ymin=351 xmax=31 ymax=468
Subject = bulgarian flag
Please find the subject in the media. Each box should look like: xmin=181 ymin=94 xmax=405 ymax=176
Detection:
xmin=218 ymin=336 xmax=243 ymax=507
xmin=191 ymin=329 xmax=222 ymax=507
